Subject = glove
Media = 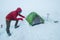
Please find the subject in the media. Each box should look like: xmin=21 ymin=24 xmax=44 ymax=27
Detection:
xmin=18 ymin=18 xmax=23 ymax=21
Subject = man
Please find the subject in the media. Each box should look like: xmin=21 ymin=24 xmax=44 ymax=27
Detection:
xmin=6 ymin=7 xmax=25 ymax=36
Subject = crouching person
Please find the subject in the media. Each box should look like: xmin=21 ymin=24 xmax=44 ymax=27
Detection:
xmin=6 ymin=7 xmax=25 ymax=36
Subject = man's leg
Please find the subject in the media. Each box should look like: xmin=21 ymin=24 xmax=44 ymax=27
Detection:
xmin=15 ymin=20 xmax=19 ymax=28
xmin=6 ymin=20 xmax=11 ymax=36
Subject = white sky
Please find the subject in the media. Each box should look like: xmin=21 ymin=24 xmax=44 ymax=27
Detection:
xmin=0 ymin=0 xmax=60 ymax=24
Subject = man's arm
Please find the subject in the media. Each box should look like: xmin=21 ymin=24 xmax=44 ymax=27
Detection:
xmin=18 ymin=14 xmax=25 ymax=18
xmin=13 ymin=15 xmax=23 ymax=20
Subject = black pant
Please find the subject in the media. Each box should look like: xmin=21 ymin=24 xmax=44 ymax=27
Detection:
xmin=6 ymin=20 xmax=18 ymax=36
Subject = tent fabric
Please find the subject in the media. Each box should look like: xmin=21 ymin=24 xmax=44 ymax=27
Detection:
xmin=26 ymin=12 xmax=44 ymax=26
xmin=32 ymin=16 xmax=41 ymax=26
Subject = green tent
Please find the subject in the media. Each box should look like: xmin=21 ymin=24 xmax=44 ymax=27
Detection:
xmin=26 ymin=12 xmax=44 ymax=26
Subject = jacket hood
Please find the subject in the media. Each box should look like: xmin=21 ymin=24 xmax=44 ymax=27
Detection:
xmin=16 ymin=7 xmax=22 ymax=12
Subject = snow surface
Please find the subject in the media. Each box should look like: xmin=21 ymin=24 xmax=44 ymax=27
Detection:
xmin=0 ymin=0 xmax=60 ymax=40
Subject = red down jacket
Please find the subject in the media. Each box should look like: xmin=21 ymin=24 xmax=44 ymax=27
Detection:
xmin=6 ymin=8 xmax=25 ymax=20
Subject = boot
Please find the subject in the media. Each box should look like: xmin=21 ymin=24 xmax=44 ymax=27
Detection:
xmin=6 ymin=29 xmax=11 ymax=36
xmin=8 ymin=32 xmax=11 ymax=36
xmin=15 ymin=25 xmax=19 ymax=29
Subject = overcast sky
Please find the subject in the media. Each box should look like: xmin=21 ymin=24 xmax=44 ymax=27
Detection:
xmin=0 ymin=0 xmax=60 ymax=24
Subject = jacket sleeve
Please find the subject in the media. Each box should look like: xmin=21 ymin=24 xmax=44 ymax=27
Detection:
xmin=13 ymin=15 xmax=23 ymax=20
xmin=13 ymin=16 xmax=19 ymax=20
xmin=18 ymin=14 xmax=25 ymax=18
